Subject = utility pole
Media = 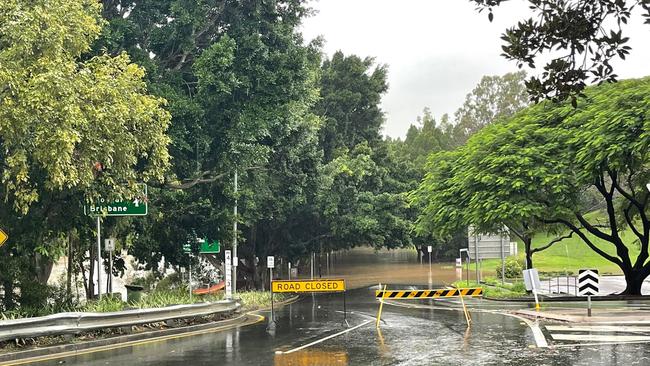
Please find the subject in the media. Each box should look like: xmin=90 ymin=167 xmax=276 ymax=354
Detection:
xmin=233 ymin=169 xmax=238 ymax=295
xmin=96 ymin=217 xmax=102 ymax=299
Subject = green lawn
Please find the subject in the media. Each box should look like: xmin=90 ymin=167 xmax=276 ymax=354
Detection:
xmin=484 ymin=212 xmax=640 ymax=275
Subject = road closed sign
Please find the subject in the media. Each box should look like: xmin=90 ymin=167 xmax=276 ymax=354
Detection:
xmin=272 ymin=279 xmax=346 ymax=293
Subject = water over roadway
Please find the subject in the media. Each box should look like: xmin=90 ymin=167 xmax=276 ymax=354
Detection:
xmin=30 ymin=248 xmax=650 ymax=365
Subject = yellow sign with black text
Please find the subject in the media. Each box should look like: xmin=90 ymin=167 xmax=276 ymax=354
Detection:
xmin=272 ymin=279 xmax=346 ymax=293
xmin=0 ymin=229 xmax=7 ymax=247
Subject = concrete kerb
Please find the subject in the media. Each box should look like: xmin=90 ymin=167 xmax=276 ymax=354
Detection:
xmin=512 ymin=308 xmax=650 ymax=324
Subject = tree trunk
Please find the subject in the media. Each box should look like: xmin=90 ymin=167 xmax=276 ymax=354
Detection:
xmin=88 ymin=246 xmax=95 ymax=299
xmin=78 ymin=260 xmax=89 ymax=299
xmin=621 ymin=268 xmax=648 ymax=295
xmin=524 ymin=237 xmax=533 ymax=269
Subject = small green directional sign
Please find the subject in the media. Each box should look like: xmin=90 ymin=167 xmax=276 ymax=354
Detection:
xmin=200 ymin=239 xmax=220 ymax=254
xmin=182 ymin=243 xmax=192 ymax=253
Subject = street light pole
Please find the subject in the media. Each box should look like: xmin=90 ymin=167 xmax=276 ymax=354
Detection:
xmin=233 ymin=169 xmax=238 ymax=295
xmin=96 ymin=216 xmax=102 ymax=299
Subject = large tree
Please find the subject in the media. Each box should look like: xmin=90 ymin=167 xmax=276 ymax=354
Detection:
xmin=95 ymin=0 xmax=323 ymax=277
xmin=316 ymin=51 xmax=388 ymax=162
xmin=415 ymin=77 xmax=650 ymax=294
xmin=471 ymin=0 xmax=650 ymax=105
xmin=452 ymin=71 xmax=529 ymax=145
xmin=0 ymin=0 xmax=171 ymax=309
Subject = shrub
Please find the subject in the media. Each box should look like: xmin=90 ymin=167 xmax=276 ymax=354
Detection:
xmin=496 ymin=256 xmax=524 ymax=279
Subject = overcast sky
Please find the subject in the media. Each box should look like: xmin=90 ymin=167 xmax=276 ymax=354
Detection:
xmin=300 ymin=1 xmax=650 ymax=139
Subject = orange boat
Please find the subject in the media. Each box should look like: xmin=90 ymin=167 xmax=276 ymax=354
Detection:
xmin=192 ymin=281 xmax=225 ymax=295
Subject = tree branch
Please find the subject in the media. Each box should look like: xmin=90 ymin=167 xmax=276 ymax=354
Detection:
xmin=544 ymin=218 xmax=622 ymax=266
xmin=162 ymin=166 xmax=265 ymax=190
xmin=623 ymin=202 xmax=644 ymax=242
xmin=531 ymin=231 xmax=575 ymax=254
xmin=574 ymin=212 xmax=613 ymax=242
xmin=610 ymin=168 xmax=644 ymax=210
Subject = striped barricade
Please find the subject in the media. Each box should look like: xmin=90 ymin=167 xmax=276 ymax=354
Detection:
xmin=375 ymin=287 xmax=483 ymax=299
xmin=374 ymin=287 xmax=482 ymax=327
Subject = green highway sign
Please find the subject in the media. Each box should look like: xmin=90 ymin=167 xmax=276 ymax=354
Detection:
xmin=200 ymin=239 xmax=220 ymax=254
xmin=183 ymin=243 xmax=192 ymax=253
xmin=85 ymin=184 xmax=148 ymax=217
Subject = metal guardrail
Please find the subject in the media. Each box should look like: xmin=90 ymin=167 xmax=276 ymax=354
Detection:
xmin=0 ymin=300 xmax=239 ymax=342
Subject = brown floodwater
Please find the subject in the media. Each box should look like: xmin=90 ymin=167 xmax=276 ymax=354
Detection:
xmin=292 ymin=247 xmax=470 ymax=289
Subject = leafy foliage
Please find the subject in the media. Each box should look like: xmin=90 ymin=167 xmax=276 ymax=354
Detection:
xmin=471 ymin=0 xmax=650 ymax=105
xmin=416 ymin=76 xmax=650 ymax=294
xmin=0 ymin=0 xmax=171 ymax=310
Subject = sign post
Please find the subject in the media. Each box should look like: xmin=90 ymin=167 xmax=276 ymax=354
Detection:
xmin=427 ymin=245 xmax=432 ymax=270
xmin=523 ymin=268 xmax=541 ymax=311
xmin=104 ymin=238 xmax=115 ymax=294
xmin=85 ymin=184 xmax=148 ymax=299
xmin=183 ymin=243 xmax=192 ymax=300
xmin=267 ymin=256 xmax=275 ymax=329
xmin=96 ymin=217 xmax=102 ymax=299
xmin=288 ymin=262 xmax=292 ymax=280
xmin=578 ymin=269 xmax=599 ymax=317
xmin=225 ymin=250 xmax=232 ymax=300
xmin=459 ymin=249 xmax=469 ymax=286
xmin=267 ymin=256 xmax=275 ymax=289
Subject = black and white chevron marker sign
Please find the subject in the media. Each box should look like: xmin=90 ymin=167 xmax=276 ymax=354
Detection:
xmin=578 ymin=269 xmax=599 ymax=296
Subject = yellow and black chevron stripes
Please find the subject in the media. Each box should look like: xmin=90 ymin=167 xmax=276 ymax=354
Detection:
xmin=374 ymin=288 xmax=483 ymax=299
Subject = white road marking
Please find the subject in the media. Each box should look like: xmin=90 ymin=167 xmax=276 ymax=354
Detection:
xmin=551 ymin=334 xmax=650 ymax=342
xmin=278 ymin=320 xmax=374 ymax=355
xmin=505 ymin=312 xmax=549 ymax=348
xmin=546 ymin=325 xmax=650 ymax=333
xmin=551 ymin=340 xmax=650 ymax=348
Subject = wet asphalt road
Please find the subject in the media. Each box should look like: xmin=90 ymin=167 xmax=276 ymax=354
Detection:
xmin=33 ymin=286 xmax=650 ymax=366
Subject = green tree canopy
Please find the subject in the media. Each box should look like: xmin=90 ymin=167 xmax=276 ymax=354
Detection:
xmin=316 ymin=51 xmax=388 ymax=162
xmin=414 ymin=76 xmax=650 ymax=294
xmin=0 ymin=0 xmax=171 ymax=309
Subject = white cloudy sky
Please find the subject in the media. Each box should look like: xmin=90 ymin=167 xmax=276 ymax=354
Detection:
xmin=300 ymin=1 xmax=650 ymax=139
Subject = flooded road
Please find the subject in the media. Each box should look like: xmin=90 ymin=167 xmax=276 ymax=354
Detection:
xmin=30 ymin=248 xmax=650 ymax=365
xmin=308 ymin=247 xmax=473 ymax=289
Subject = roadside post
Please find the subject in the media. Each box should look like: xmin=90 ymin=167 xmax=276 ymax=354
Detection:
xmin=459 ymin=249 xmax=469 ymax=286
xmin=104 ymin=238 xmax=116 ymax=294
xmin=225 ymin=250 xmax=233 ymax=300
xmin=288 ymin=262 xmax=292 ymax=280
xmin=267 ymin=256 xmax=275 ymax=327
xmin=84 ymin=184 xmax=148 ymax=299
xmin=376 ymin=284 xmax=387 ymax=328
xmin=267 ymin=256 xmax=275 ymax=289
xmin=523 ymin=268 xmax=541 ymax=311
xmin=183 ymin=243 xmax=192 ymax=299
xmin=96 ymin=217 xmax=102 ymax=299
xmin=578 ymin=269 xmax=599 ymax=317
xmin=427 ymin=245 xmax=432 ymax=271
xmin=500 ymin=234 xmax=505 ymax=284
